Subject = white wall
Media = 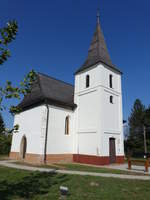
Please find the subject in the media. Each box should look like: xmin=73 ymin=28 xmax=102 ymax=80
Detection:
xmin=74 ymin=63 xmax=124 ymax=157
xmin=99 ymin=64 xmax=121 ymax=93
xmin=75 ymin=63 xmax=121 ymax=94
xmin=11 ymin=104 xmax=74 ymax=156
xmin=99 ymin=64 xmax=124 ymax=156
xmin=11 ymin=105 xmax=47 ymax=155
xmin=46 ymin=105 xmax=74 ymax=154
xmin=74 ymin=65 xmax=101 ymax=155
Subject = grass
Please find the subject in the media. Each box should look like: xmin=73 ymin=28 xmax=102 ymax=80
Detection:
xmin=13 ymin=161 xmax=148 ymax=176
xmin=55 ymin=163 xmax=148 ymax=175
xmin=0 ymin=155 xmax=9 ymax=161
xmin=0 ymin=166 xmax=150 ymax=200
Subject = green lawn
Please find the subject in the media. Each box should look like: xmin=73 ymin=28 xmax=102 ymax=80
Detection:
xmin=0 ymin=155 xmax=9 ymax=161
xmin=0 ymin=166 xmax=150 ymax=200
xmin=55 ymin=163 xmax=145 ymax=175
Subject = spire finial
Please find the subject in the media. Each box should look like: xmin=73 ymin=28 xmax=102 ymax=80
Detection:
xmin=97 ymin=8 xmax=100 ymax=24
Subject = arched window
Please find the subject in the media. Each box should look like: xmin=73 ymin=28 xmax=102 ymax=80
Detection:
xmin=86 ymin=75 xmax=90 ymax=88
xmin=110 ymin=95 xmax=113 ymax=104
xmin=65 ymin=116 xmax=70 ymax=135
xmin=109 ymin=74 xmax=113 ymax=88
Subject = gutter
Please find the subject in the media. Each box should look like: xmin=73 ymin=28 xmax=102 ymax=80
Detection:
xmin=44 ymin=104 xmax=49 ymax=163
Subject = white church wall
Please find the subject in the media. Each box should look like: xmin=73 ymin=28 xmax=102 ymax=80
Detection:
xmin=99 ymin=64 xmax=124 ymax=156
xmin=74 ymin=63 xmax=124 ymax=157
xmin=100 ymin=88 xmax=120 ymax=132
xmin=74 ymin=65 xmax=101 ymax=94
xmin=101 ymin=134 xmax=123 ymax=156
xmin=78 ymin=133 xmax=100 ymax=155
xmin=11 ymin=105 xmax=46 ymax=155
xmin=75 ymin=63 xmax=121 ymax=94
xmin=99 ymin=64 xmax=121 ymax=93
xmin=77 ymin=89 xmax=100 ymax=155
xmin=74 ymin=66 xmax=101 ymax=155
xmin=46 ymin=105 xmax=74 ymax=154
xmin=78 ymin=90 xmax=99 ymax=132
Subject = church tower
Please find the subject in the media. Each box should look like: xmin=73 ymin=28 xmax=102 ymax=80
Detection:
xmin=73 ymin=11 xmax=124 ymax=165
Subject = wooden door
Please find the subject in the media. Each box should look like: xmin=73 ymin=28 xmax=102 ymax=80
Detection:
xmin=109 ymin=138 xmax=116 ymax=164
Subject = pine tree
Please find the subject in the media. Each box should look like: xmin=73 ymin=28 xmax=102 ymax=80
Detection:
xmin=127 ymin=99 xmax=146 ymax=157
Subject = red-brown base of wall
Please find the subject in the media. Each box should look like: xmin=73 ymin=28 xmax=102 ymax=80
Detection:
xmin=9 ymin=152 xmax=73 ymax=164
xmin=9 ymin=152 xmax=44 ymax=163
xmin=9 ymin=152 xmax=124 ymax=165
xmin=73 ymin=154 xmax=124 ymax=165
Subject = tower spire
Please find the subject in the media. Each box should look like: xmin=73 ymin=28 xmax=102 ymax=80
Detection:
xmin=75 ymin=10 xmax=122 ymax=74
xmin=97 ymin=8 xmax=100 ymax=24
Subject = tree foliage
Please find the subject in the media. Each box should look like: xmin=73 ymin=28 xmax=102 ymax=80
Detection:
xmin=0 ymin=20 xmax=37 ymax=128
xmin=0 ymin=70 xmax=37 ymax=114
xmin=0 ymin=112 xmax=5 ymax=135
xmin=0 ymin=133 xmax=12 ymax=155
xmin=0 ymin=113 xmax=11 ymax=155
xmin=126 ymin=99 xmax=150 ymax=157
xmin=0 ymin=20 xmax=18 ymax=65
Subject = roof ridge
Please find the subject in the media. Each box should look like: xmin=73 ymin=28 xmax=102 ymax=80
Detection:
xmin=38 ymin=72 xmax=74 ymax=87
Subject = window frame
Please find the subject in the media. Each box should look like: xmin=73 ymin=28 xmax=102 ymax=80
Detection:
xmin=109 ymin=74 xmax=113 ymax=89
xmin=65 ymin=116 xmax=70 ymax=135
xmin=110 ymin=95 xmax=113 ymax=104
xmin=86 ymin=74 xmax=90 ymax=88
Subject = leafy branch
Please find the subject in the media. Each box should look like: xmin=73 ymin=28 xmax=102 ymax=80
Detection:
xmin=0 ymin=70 xmax=37 ymax=114
xmin=0 ymin=20 xmax=18 ymax=65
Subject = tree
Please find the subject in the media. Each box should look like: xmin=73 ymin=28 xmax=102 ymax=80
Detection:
xmin=0 ymin=20 xmax=18 ymax=65
xmin=0 ymin=20 xmax=18 ymax=112
xmin=0 ymin=20 xmax=37 ymax=122
xmin=126 ymin=99 xmax=150 ymax=157
xmin=145 ymin=106 xmax=150 ymax=126
xmin=0 ymin=112 xmax=5 ymax=135
xmin=1 ymin=70 xmax=37 ymax=115
xmin=0 ymin=113 xmax=11 ymax=155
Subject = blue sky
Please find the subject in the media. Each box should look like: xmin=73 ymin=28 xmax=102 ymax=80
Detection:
xmin=0 ymin=0 xmax=150 ymax=128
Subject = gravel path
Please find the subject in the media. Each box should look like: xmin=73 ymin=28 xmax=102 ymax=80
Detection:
xmin=0 ymin=160 xmax=150 ymax=180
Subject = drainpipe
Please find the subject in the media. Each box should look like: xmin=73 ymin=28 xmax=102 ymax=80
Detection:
xmin=44 ymin=104 xmax=49 ymax=163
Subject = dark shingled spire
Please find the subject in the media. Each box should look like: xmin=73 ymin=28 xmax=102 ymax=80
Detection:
xmin=75 ymin=11 xmax=122 ymax=74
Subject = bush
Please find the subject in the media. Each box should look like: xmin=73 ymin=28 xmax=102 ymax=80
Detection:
xmin=0 ymin=134 xmax=12 ymax=155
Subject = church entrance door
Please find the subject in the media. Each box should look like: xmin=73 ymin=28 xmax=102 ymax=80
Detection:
xmin=20 ymin=136 xmax=27 ymax=159
xmin=109 ymin=138 xmax=116 ymax=163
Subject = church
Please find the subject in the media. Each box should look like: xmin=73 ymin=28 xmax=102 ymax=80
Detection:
xmin=10 ymin=12 xmax=124 ymax=165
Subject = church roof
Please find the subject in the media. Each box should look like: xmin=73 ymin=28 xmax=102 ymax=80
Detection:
xmin=19 ymin=73 xmax=76 ymax=110
xmin=75 ymin=13 xmax=122 ymax=74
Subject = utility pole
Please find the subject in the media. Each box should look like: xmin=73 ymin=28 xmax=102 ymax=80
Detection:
xmin=143 ymin=125 xmax=147 ymax=157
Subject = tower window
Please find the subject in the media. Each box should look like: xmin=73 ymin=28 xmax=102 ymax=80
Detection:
xmin=86 ymin=75 xmax=90 ymax=88
xmin=109 ymin=74 xmax=113 ymax=88
xmin=65 ymin=116 xmax=70 ymax=135
xmin=110 ymin=96 xmax=113 ymax=104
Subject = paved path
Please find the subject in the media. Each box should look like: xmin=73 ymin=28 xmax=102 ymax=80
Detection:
xmin=0 ymin=160 xmax=55 ymax=173
xmin=0 ymin=160 xmax=150 ymax=180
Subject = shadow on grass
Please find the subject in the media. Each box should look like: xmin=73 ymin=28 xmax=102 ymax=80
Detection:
xmin=0 ymin=172 xmax=69 ymax=200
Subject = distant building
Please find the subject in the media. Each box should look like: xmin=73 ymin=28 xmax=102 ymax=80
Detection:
xmin=10 ymin=12 xmax=124 ymax=165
